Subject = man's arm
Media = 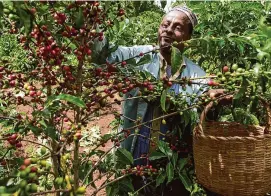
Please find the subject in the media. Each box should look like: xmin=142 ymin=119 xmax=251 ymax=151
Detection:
xmin=107 ymin=45 xmax=154 ymax=64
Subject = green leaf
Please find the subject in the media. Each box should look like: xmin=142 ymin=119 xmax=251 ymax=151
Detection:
xmin=0 ymin=176 xmax=13 ymax=186
xmin=13 ymin=3 xmax=33 ymax=34
xmin=233 ymin=108 xmax=259 ymax=125
xmin=257 ymin=49 xmax=270 ymax=61
xmin=79 ymin=162 xmax=94 ymax=187
xmin=119 ymin=177 xmax=134 ymax=192
xmin=27 ymin=125 xmax=42 ymax=136
xmin=45 ymin=95 xmax=57 ymax=106
xmin=32 ymin=109 xmax=51 ymax=119
xmin=106 ymin=177 xmax=133 ymax=195
xmin=156 ymin=171 xmax=166 ymax=187
xmin=109 ymin=44 xmax=118 ymax=53
xmin=137 ymin=54 xmax=151 ymax=66
xmin=238 ymin=44 xmax=244 ymax=54
xmin=172 ymin=152 xmax=178 ymax=168
xmin=253 ymin=63 xmax=261 ymax=77
xmin=178 ymin=158 xmax=188 ymax=172
xmin=114 ymin=19 xmax=120 ymax=32
xmin=149 ymin=151 xmax=167 ymax=161
xmin=179 ymin=171 xmax=192 ymax=192
xmin=56 ymin=94 xmax=86 ymax=108
xmin=260 ymin=75 xmax=268 ymax=93
xmin=171 ymin=46 xmax=183 ymax=76
xmin=106 ymin=185 xmax=119 ymax=196
xmin=101 ymin=134 xmax=112 ymax=142
xmin=126 ymin=58 xmax=137 ymax=66
xmin=38 ymin=120 xmax=47 ymax=128
xmin=183 ymin=110 xmax=191 ymax=127
xmin=160 ymin=90 xmax=167 ymax=112
xmin=233 ymin=78 xmax=248 ymax=101
xmin=75 ymin=7 xmax=84 ymax=29
xmin=0 ymin=2 xmax=3 ymax=18
xmin=44 ymin=125 xmax=57 ymax=140
xmin=158 ymin=141 xmax=172 ymax=157
xmin=166 ymin=162 xmax=174 ymax=184
xmin=139 ymin=70 xmax=154 ymax=80
xmin=29 ymin=120 xmax=57 ymax=139
xmin=115 ymin=148 xmax=133 ymax=168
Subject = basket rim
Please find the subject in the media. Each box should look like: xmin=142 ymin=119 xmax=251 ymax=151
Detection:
xmin=193 ymin=134 xmax=271 ymax=140
xmin=193 ymin=121 xmax=270 ymax=140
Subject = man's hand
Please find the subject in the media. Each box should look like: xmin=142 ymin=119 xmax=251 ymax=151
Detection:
xmin=207 ymin=89 xmax=225 ymax=99
xmin=206 ymin=89 xmax=233 ymax=105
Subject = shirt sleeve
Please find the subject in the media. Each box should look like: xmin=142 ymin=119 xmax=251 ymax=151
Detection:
xmin=107 ymin=45 xmax=154 ymax=64
xmin=184 ymin=58 xmax=209 ymax=96
xmin=190 ymin=69 xmax=209 ymax=96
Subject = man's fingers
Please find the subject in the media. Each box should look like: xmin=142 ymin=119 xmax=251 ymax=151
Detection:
xmin=208 ymin=89 xmax=225 ymax=99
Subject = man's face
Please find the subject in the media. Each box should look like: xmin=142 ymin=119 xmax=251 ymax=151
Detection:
xmin=158 ymin=11 xmax=191 ymax=52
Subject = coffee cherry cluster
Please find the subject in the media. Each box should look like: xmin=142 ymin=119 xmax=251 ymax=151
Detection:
xmin=5 ymin=133 xmax=23 ymax=148
xmin=162 ymin=77 xmax=173 ymax=87
xmin=0 ymin=67 xmax=26 ymax=89
xmin=111 ymin=137 xmax=120 ymax=147
xmin=117 ymin=8 xmax=125 ymax=17
xmin=122 ymin=164 xmax=158 ymax=177
xmin=18 ymin=158 xmax=50 ymax=194
xmin=74 ymin=130 xmax=82 ymax=141
xmin=123 ymin=129 xmax=131 ymax=139
xmin=31 ymin=26 xmax=64 ymax=66
xmin=9 ymin=21 xmax=17 ymax=34
xmin=74 ymin=44 xmax=92 ymax=61
xmin=53 ymin=12 xmax=67 ymax=24
xmin=208 ymin=79 xmax=219 ymax=87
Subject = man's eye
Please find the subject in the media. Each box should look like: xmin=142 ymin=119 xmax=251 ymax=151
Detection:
xmin=162 ymin=24 xmax=168 ymax=28
xmin=176 ymin=26 xmax=182 ymax=30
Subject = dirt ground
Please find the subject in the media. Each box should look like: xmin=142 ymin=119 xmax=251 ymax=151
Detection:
xmin=86 ymin=103 xmax=120 ymax=196
xmin=14 ymin=96 xmax=121 ymax=196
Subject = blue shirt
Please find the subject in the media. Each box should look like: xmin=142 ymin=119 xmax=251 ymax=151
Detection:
xmin=107 ymin=45 xmax=207 ymax=159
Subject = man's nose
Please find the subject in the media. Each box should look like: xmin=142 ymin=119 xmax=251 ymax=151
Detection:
xmin=165 ymin=24 xmax=174 ymax=34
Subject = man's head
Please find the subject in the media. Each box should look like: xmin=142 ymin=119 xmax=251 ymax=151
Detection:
xmin=158 ymin=6 xmax=197 ymax=53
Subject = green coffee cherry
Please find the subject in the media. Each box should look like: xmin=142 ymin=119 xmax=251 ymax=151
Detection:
xmin=19 ymin=180 xmax=27 ymax=189
xmin=40 ymin=147 xmax=47 ymax=155
xmin=76 ymin=186 xmax=86 ymax=194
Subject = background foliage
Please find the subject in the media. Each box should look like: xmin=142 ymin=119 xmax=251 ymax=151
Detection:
xmin=0 ymin=1 xmax=271 ymax=196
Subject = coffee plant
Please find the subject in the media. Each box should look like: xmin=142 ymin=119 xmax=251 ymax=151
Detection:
xmin=0 ymin=1 xmax=271 ymax=196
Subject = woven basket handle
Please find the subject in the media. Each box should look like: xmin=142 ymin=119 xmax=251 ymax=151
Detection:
xmin=259 ymin=97 xmax=271 ymax=134
xmin=196 ymin=95 xmax=271 ymax=136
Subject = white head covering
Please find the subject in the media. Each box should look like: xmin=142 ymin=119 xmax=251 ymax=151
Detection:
xmin=168 ymin=6 xmax=198 ymax=28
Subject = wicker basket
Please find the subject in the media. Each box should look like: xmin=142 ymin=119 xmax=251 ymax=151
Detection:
xmin=193 ymin=96 xmax=271 ymax=196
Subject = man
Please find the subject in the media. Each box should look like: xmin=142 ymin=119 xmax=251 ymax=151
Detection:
xmin=106 ymin=5 xmax=220 ymax=195
xmin=107 ymin=5 xmax=206 ymax=158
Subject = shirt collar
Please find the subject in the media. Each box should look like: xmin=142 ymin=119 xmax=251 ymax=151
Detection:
xmin=159 ymin=53 xmax=187 ymax=80
xmin=159 ymin=53 xmax=186 ymax=68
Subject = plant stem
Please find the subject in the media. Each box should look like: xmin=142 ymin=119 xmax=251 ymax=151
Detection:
xmin=21 ymin=139 xmax=52 ymax=152
xmin=51 ymin=140 xmax=60 ymax=196
xmin=91 ymin=174 xmax=132 ymax=196
xmin=83 ymin=133 xmax=154 ymax=185
xmin=0 ymin=116 xmax=17 ymax=120
xmin=83 ymin=145 xmax=115 ymax=185
xmin=30 ymin=189 xmax=69 ymax=196
xmin=133 ymin=180 xmax=155 ymax=195
xmin=74 ymin=58 xmax=84 ymax=189
xmin=47 ymin=83 xmax=61 ymax=196
xmin=0 ymin=149 xmax=10 ymax=162
xmin=87 ymin=171 xmax=114 ymax=187
xmin=125 ymin=93 xmax=233 ymax=131
xmin=74 ymin=141 xmax=79 ymax=189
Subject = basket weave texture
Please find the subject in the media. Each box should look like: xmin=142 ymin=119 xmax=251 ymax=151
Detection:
xmin=193 ymin=97 xmax=271 ymax=196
